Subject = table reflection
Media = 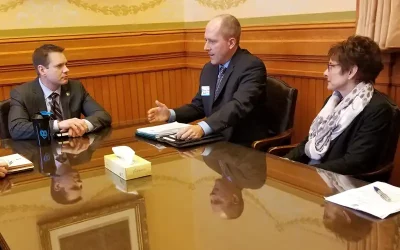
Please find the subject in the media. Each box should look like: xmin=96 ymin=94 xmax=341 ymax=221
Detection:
xmin=0 ymin=125 xmax=400 ymax=250
xmin=199 ymin=142 xmax=266 ymax=219
xmin=5 ymin=128 xmax=111 ymax=204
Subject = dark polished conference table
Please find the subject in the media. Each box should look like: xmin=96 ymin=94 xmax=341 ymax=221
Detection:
xmin=0 ymin=125 xmax=399 ymax=250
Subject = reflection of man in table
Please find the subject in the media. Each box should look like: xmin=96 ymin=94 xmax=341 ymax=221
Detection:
xmin=8 ymin=128 xmax=110 ymax=204
xmin=317 ymin=169 xmax=372 ymax=242
xmin=201 ymin=142 xmax=266 ymax=219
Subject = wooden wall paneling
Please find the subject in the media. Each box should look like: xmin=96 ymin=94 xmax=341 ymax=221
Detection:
xmin=93 ymin=77 xmax=104 ymax=107
xmin=115 ymin=75 xmax=126 ymax=125
xmin=85 ymin=77 xmax=95 ymax=98
xmin=2 ymin=86 xmax=11 ymax=100
xmin=181 ymin=69 xmax=190 ymax=104
xmin=175 ymin=69 xmax=183 ymax=107
xmin=149 ymin=72 xmax=157 ymax=109
xmin=168 ymin=70 xmax=177 ymax=108
xmin=156 ymin=71 xmax=164 ymax=103
xmin=136 ymin=73 xmax=146 ymax=121
xmin=122 ymin=74 xmax=133 ymax=125
xmin=129 ymin=73 xmax=140 ymax=124
xmin=101 ymin=76 xmax=111 ymax=116
xmin=108 ymin=75 xmax=119 ymax=125
xmin=162 ymin=70 xmax=171 ymax=107
xmin=142 ymin=72 xmax=152 ymax=119
xmin=0 ymin=87 xmax=4 ymax=101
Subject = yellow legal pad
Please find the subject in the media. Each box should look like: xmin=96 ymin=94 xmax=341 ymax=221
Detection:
xmin=104 ymin=154 xmax=151 ymax=180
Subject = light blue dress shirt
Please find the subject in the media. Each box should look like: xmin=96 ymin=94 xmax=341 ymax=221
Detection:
xmin=168 ymin=60 xmax=230 ymax=135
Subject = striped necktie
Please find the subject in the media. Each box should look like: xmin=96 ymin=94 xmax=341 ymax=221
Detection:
xmin=214 ymin=66 xmax=227 ymax=100
xmin=49 ymin=92 xmax=63 ymax=121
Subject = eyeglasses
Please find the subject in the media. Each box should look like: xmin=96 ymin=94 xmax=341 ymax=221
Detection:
xmin=327 ymin=63 xmax=340 ymax=72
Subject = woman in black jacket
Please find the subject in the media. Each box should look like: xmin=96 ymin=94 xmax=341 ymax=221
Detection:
xmin=285 ymin=35 xmax=396 ymax=175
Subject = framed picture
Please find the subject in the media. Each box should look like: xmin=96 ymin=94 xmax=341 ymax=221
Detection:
xmin=0 ymin=232 xmax=10 ymax=250
xmin=38 ymin=198 xmax=148 ymax=250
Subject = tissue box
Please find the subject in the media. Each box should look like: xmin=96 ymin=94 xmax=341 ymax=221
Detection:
xmin=104 ymin=154 xmax=151 ymax=180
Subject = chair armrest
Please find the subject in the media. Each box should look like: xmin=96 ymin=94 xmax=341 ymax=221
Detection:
xmin=252 ymin=129 xmax=293 ymax=151
xmin=350 ymin=162 xmax=394 ymax=183
xmin=267 ymin=143 xmax=299 ymax=157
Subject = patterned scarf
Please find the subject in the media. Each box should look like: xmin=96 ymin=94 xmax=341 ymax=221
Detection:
xmin=305 ymin=82 xmax=374 ymax=160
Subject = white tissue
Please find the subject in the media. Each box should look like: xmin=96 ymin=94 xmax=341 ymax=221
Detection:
xmin=112 ymin=146 xmax=135 ymax=164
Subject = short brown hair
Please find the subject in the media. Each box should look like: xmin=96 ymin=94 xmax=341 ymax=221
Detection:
xmin=328 ymin=35 xmax=383 ymax=83
xmin=32 ymin=44 xmax=64 ymax=74
xmin=216 ymin=14 xmax=241 ymax=44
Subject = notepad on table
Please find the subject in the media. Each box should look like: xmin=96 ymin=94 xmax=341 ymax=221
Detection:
xmin=135 ymin=122 xmax=189 ymax=140
xmin=0 ymin=153 xmax=34 ymax=174
xmin=325 ymin=181 xmax=400 ymax=219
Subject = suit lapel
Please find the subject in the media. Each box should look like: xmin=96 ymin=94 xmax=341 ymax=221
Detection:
xmin=213 ymin=64 xmax=234 ymax=103
xmin=32 ymin=79 xmax=47 ymax=112
xmin=60 ymin=83 xmax=71 ymax=119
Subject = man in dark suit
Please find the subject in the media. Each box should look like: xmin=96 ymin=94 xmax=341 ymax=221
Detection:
xmin=201 ymin=142 xmax=266 ymax=219
xmin=147 ymin=14 xmax=268 ymax=145
xmin=9 ymin=44 xmax=111 ymax=140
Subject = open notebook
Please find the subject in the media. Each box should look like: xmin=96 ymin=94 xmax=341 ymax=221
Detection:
xmin=135 ymin=122 xmax=225 ymax=148
xmin=0 ymin=153 xmax=34 ymax=174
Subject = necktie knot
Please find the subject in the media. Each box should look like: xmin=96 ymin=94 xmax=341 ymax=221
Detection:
xmin=50 ymin=92 xmax=59 ymax=100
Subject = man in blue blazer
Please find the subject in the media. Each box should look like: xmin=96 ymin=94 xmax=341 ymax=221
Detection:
xmin=147 ymin=14 xmax=268 ymax=145
xmin=8 ymin=44 xmax=111 ymax=140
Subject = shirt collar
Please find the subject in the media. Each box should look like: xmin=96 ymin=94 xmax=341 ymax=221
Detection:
xmin=219 ymin=60 xmax=230 ymax=70
xmin=39 ymin=78 xmax=61 ymax=99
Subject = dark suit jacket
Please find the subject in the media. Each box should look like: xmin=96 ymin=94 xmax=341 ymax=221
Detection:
xmin=202 ymin=142 xmax=266 ymax=189
xmin=8 ymin=78 xmax=111 ymax=140
xmin=174 ymin=48 xmax=269 ymax=145
xmin=286 ymin=90 xmax=394 ymax=175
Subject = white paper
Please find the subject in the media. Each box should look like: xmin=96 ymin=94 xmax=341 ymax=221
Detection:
xmin=137 ymin=122 xmax=189 ymax=136
xmin=325 ymin=181 xmax=400 ymax=219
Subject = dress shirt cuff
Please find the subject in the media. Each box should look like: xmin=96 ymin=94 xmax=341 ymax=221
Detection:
xmin=53 ymin=120 xmax=60 ymax=132
xmin=167 ymin=109 xmax=176 ymax=123
xmin=198 ymin=121 xmax=213 ymax=136
xmin=201 ymin=146 xmax=212 ymax=156
xmin=84 ymin=119 xmax=94 ymax=132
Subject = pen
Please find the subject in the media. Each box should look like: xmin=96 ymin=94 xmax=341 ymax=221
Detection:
xmin=374 ymin=186 xmax=392 ymax=202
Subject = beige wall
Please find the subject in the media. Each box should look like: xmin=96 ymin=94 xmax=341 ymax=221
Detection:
xmin=0 ymin=0 xmax=184 ymax=30
xmin=0 ymin=0 xmax=356 ymax=37
xmin=184 ymin=0 xmax=356 ymax=22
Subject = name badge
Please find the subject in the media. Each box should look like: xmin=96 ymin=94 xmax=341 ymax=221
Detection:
xmin=201 ymin=86 xmax=210 ymax=96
